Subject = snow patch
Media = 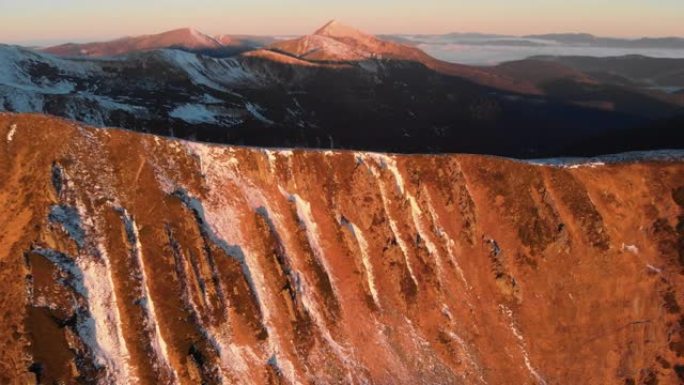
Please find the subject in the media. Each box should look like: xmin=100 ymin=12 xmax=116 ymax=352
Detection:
xmin=646 ymin=264 xmax=663 ymax=274
xmin=169 ymin=156 xmax=309 ymax=383
xmin=6 ymin=123 xmax=16 ymax=142
xmin=32 ymin=247 xmax=87 ymax=296
xmin=159 ymin=49 xmax=256 ymax=90
xmin=528 ymin=150 xmax=684 ymax=167
xmin=119 ymin=209 xmax=179 ymax=383
xmin=500 ymin=305 xmax=547 ymax=385
xmin=245 ymin=102 xmax=274 ymax=124
xmin=0 ymin=85 xmax=45 ymax=112
xmin=48 ymin=204 xmax=87 ymax=248
xmin=0 ymin=45 xmax=94 ymax=94
xmin=84 ymin=95 xmax=146 ymax=114
xmin=80 ymin=250 xmax=136 ymax=384
xmin=422 ymin=190 xmax=472 ymax=292
xmin=348 ymin=222 xmax=381 ymax=309
xmin=443 ymin=330 xmax=487 ymax=384
xmin=407 ymin=194 xmax=445 ymax=279
xmin=202 ymin=93 xmax=224 ymax=104
xmin=31 ymin=246 xmax=133 ymax=385
xmin=360 ymin=156 xmax=419 ymax=288
xmin=621 ymin=243 xmax=639 ymax=255
xmin=284 ymin=190 xmax=338 ymax=293
xmin=170 ymin=103 xmax=218 ymax=124
xmin=380 ymin=155 xmax=407 ymax=195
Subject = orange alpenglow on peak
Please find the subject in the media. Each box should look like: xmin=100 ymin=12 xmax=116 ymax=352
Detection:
xmin=40 ymin=27 xmax=281 ymax=57
xmin=269 ymin=20 xmax=408 ymax=62
xmin=313 ymin=20 xmax=371 ymax=40
xmin=265 ymin=20 xmax=533 ymax=92
xmin=41 ymin=27 xmax=222 ymax=57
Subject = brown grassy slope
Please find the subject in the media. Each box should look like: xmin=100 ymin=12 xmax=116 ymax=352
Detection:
xmin=0 ymin=113 xmax=682 ymax=384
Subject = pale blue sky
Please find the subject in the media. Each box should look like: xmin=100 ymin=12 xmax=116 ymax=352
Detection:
xmin=1 ymin=0 xmax=683 ymax=45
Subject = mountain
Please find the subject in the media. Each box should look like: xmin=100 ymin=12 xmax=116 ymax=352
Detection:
xmin=524 ymin=33 xmax=684 ymax=49
xmin=524 ymin=33 xmax=598 ymax=44
xmin=0 ymin=44 xmax=256 ymax=127
xmin=43 ymin=28 xmax=222 ymax=56
xmin=493 ymin=59 xmax=596 ymax=86
xmin=527 ymin=55 xmax=684 ymax=89
xmin=268 ymin=20 xmax=536 ymax=93
xmin=270 ymin=20 xmax=433 ymax=63
xmin=1 ymin=21 xmax=683 ymax=157
xmin=1 ymin=113 xmax=683 ymax=384
xmin=497 ymin=55 xmax=684 ymax=117
xmin=42 ymin=28 xmax=273 ymax=58
xmin=397 ymin=32 xmax=684 ymax=50
xmin=490 ymin=57 xmax=684 ymax=118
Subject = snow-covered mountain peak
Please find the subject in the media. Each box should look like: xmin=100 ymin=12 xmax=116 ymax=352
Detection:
xmin=271 ymin=34 xmax=371 ymax=61
xmin=269 ymin=21 xmax=393 ymax=62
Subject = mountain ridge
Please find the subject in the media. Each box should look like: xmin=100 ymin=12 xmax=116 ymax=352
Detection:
xmin=41 ymin=27 xmax=274 ymax=57
xmin=1 ymin=113 xmax=683 ymax=384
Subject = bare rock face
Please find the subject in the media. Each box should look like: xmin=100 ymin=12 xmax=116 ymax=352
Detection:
xmin=1 ymin=113 xmax=683 ymax=385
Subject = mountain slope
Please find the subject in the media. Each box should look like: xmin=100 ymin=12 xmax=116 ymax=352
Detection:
xmin=1 ymin=113 xmax=683 ymax=384
xmin=491 ymin=58 xmax=684 ymax=118
xmin=528 ymin=55 xmax=684 ymax=89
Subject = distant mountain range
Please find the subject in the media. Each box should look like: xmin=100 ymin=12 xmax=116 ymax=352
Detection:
xmin=39 ymin=28 xmax=684 ymax=56
xmin=389 ymin=32 xmax=684 ymax=49
xmin=525 ymin=33 xmax=684 ymax=49
xmin=1 ymin=21 xmax=682 ymax=157
xmin=527 ymin=55 xmax=684 ymax=88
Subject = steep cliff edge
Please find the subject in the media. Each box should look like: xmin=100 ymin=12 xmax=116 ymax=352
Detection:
xmin=1 ymin=113 xmax=683 ymax=385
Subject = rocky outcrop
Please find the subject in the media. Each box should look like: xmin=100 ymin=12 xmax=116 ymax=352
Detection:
xmin=1 ymin=113 xmax=683 ymax=384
